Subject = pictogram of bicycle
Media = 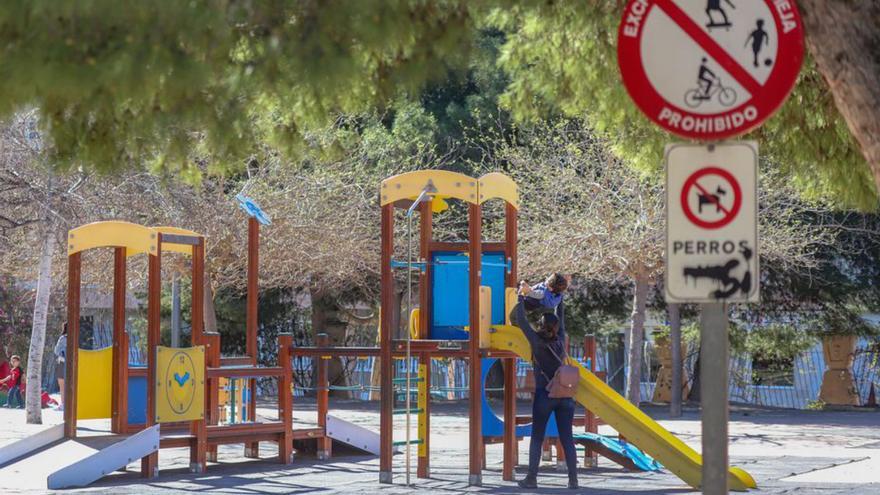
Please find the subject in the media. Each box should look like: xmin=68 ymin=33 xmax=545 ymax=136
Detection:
xmin=684 ymin=78 xmax=737 ymax=108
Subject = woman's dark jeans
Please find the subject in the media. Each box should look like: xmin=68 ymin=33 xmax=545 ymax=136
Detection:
xmin=527 ymin=388 xmax=578 ymax=480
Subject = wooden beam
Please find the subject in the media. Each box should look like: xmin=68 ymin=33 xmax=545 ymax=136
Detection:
xmin=379 ymin=204 xmax=394 ymax=484
xmin=418 ymin=201 xmax=432 ymax=479
xmin=502 ymin=202 xmax=518 ymax=480
xmin=205 ymin=332 xmax=221 ymax=462
xmin=142 ymin=235 xmax=161 ymax=478
xmin=428 ymin=241 xmax=506 ymax=253
xmin=245 ymin=217 xmax=259 ymax=458
xmin=468 ymin=203 xmax=482 ymax=486
xmin=190 ymin=238 xmax=207 ymax=472
xmin=158 ymin=233 xmax=201 ymax=246
xmin=278 ymin=333 xmax=294 ymax=464
xmin=112 ymin=248 xmax=128 ymax=434
xmin=584 ymin=335 xmax=599 ymax=467
xmin=64 ymin=253 xmax=81 ymax=439
xmin=316 ymin=333 xmax=332 ymax=460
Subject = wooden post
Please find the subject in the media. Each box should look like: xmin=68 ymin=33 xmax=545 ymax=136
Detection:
xmin=64 ymin=253 xmax=81 ymax=439
xmin=379 ymin=203 xmax=394 ymax=484
xmin=205 ymin=332 xmax=220 ymax=462
xmin=584 ymin=335 xmax=599 ymax=467
xmin=278 ymin=333 xmax=294 ymax=464
xmin=142 ymin=234 xmax=161 ymax=478
xmin=245 ymin=217 xmax=260 ymax=458
xmin=190 ymin=238 xmax=207 ymax=472
xmin=502 ymin=202 xmax=518 ymax=480
xmin=316 ymin=333 xmax=332 ymax=460
xmin=468 ymin=203 xmax=483 ymax=486
xmin=417 ymin=200 xmax=432 ymax=478
xmin=111 ymin=248 xmax=129 ymax=434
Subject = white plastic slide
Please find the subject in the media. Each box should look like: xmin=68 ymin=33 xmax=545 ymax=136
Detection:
xmin=0 ymin=424 xmax=159 ymax=490
xmin=0 ymin=423 xmax=64 ymax=466
xmin=48 ymin=424 xmax=159 ymax=489
xmin=326 ymin=414 xmax=397 ymax=455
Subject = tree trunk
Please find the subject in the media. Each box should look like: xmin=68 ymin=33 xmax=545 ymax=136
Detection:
xmin=25 ymin=220 xmax=56 ymax=424
xmin=309 ymin=288 xmax=348 ymax=397
xmin=171 ymin=275 xmax=181 ymax=347
xmin=668 ymin=303 xmax=683 ymax=417
xmin=625 ymin=274 xmax=649 ymax=405
xmin=688 ymin=355 xmax=702 ymax=403
xmin=800 ymin=1 xmax=880 ymax=191
xmin=203 ymin=270 xmax=218 ymax=334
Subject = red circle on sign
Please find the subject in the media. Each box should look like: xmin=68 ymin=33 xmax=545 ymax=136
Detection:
xmin=617 ymin=0 xmax=804 ymax=140
xmin=680 ymin=166 xmax=742 ymax=229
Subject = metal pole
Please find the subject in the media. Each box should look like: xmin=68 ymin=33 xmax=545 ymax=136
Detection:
xmin=700 ymin=302 xmax=728 ymax=495
xmin=405 ymin=210 xmax=413 ymax=486
xmin=670 ymin=303 xmax=682 ymax=417
xmin=404 ymin=188 xmax=429 ymax=486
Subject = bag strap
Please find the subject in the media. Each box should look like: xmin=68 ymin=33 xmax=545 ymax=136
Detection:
xmin=545 ymin=342 xmax=568 ymax=366
xmin=534 ymin=340 xmax=569 ymax=383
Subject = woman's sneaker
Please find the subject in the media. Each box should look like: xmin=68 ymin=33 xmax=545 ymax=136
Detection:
xmin=517 ymin=476 xmax=538 ymax=489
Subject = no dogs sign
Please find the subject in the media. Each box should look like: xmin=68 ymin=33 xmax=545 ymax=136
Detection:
xmin=618 ymin=0 xmax=804 ymax=140
xmin=666 ymin=142 xmax=758 ymax=303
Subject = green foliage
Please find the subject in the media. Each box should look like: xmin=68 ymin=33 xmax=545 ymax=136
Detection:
xmin=487 ymin=2 xmax=878 ymax=209
xmin=561 ymin=278 xmax=631 ymax=338
xmin=1 ymin=1 xmax=873 ymax=210
xmin=0 ymin=1 xmax=479 ymax=176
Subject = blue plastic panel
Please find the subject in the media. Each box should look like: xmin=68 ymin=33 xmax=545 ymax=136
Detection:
xmin=481 ymin=358 xmax=558 ymax=437
xmin=430 ymin=251 xmax=507 ymax=340
xmin=127 ymin=372 xmax=147 ymax=424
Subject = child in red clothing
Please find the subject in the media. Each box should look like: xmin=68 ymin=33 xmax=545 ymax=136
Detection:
xmin=0 ymin=355 xmax=24 ymax=408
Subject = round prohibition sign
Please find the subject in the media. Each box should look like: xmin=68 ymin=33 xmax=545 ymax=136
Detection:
xmin=617 ymin=0 xmax=804 ymax=140
xmin=680 ymin=166 xmax=741 ymax=229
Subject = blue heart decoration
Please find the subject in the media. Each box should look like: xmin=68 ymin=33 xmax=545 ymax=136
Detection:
xmin=173 ymin=371 xmax=191 ymax=387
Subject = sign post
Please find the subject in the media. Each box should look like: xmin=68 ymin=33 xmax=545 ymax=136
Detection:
xmin=618 ymin=1 xmax=802 ymax=492
xmin=665 ymin=141 xmax=758 ymax=495
xmin=700 ymin=302 xmax=729 ymax=494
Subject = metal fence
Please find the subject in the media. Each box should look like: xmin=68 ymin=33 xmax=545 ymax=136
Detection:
xmin=50 ymin=319 xmax=880 ymax=410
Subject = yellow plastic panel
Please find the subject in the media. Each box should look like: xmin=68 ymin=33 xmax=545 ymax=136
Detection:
xmin=505 ymin=287 xmax=517 ymax=326
xmin=478 ymin=286 xmax=491 ymax=349
xmin=487 ymin=324 xmax=757 ymax=491
xmin=67 ymin=221 xmax=157 ymax=256
xmin=417 ymin=362 xmax=428 ymax=457
xmin=76 ymin=347 xmax=113 ymax=420
xmin=155 ymin=346 xmax=205 ymax=423
xmin=409 ymin=308 xmax=420 ymax=339
xmin=478 ymin=172 xmax=519 ymax=210
xmin=380 ymin=170 xmax=478 ymax=207
xmin=150 ymin=226 xmax=204 ymax=256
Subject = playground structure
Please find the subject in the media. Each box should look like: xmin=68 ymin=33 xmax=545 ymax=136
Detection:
xmin=292 ymin=170 xmax=756 ymax=490
xmin=0 ymin=170 xmax=757 ymax=491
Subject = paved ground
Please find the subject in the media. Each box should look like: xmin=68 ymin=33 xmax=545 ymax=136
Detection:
xmin=0 ymin=398 xmax=878 ymax=494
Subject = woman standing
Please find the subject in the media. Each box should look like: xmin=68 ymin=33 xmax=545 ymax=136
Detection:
xmin=53 ymin=322 xmax=67 ymax=410
xmin=513 ymin=297 xmax=579 ymax=489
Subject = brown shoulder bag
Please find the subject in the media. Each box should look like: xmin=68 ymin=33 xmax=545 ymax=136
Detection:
xmin=539 ymin=344 xmax=579 ymax=399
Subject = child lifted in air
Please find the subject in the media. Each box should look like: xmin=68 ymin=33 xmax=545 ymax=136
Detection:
xmin=519 ymin=273 xmax=569 ymax=314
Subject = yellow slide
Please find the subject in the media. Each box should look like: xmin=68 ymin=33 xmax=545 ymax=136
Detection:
xmin=488 ymin=325 xmax=757 ymax=491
